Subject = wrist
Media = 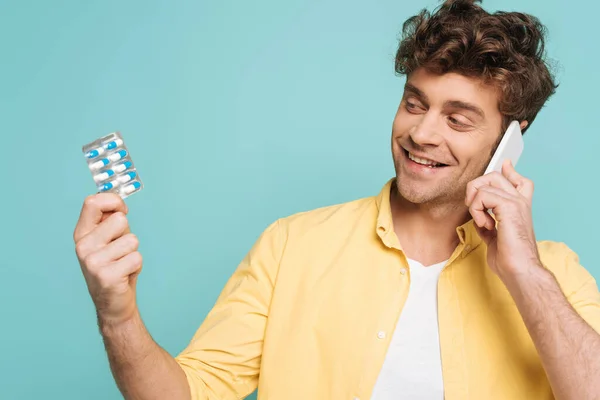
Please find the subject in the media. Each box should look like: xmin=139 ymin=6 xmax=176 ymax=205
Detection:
xmin=98 ymin=307 xmax=142 ymax=337
xmin=502 ymin=262 xmax=556 ymax=301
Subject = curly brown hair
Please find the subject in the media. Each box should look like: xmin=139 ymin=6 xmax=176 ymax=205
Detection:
xmin=395 ymin=0 xmax=558 ymax=133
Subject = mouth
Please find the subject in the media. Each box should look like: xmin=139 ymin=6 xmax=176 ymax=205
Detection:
xmin=403 ymin=149 xmax=449 ymax=168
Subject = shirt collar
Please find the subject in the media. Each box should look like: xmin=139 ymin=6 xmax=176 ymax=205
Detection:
xmin=375 ymin=178 xmax=482 ymax=251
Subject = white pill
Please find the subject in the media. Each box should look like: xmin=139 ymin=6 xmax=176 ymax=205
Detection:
xmin=117 ymin=171 xmax=136 ymax=183
xmin=90 ymin=158 xmax=109 ymax=170
xmin=85 ymin=147 xmax=105 ymax=158
xmin=93 ymin=170 xmax=113 ymax=182
xmin=104 ymin=138 xmax=124 ymax=150
xmin=122 ymin=181 xmax=141 ymax=194
xmin=108 ymin=150 xmax=127 ymax=162
xmin=113 ymin=161 xmax=132 ymax=173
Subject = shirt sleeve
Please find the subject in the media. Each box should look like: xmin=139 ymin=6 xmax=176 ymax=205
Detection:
xmin=174 ymin=219 xmax=285 ymax=400
xmin=557 ymin=243 xmax=600 ymax=335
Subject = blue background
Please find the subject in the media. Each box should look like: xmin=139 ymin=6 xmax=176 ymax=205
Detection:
xmin=1 ymin=0 xmax=597 ymax=398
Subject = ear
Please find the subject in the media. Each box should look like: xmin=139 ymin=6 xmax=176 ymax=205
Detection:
xmin=520 ymin=120 xmax=529 ymax=131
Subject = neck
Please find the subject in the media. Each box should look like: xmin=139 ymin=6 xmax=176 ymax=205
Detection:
xmin=390 ymin=185 xmax=471 ymax=266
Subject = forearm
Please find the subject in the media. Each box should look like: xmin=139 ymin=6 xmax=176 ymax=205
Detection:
xmin=505 ymin=265 xmax=600 ymax=400
xmin=99 ymin=309 xmax=191 ymax=400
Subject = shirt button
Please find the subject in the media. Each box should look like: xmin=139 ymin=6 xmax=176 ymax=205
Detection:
xmin=400 ymin=268 xmax=407 ymax=275
xmin=377 ymin=331 xmax=386 ymax=339
xmin=353 ymin=397 xmax=360 ymax=400
xmin=465 ymin=245 xmax=472 ymax=252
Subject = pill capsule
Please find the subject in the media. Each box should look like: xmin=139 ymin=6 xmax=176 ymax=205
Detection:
xmin=86 ymin=138 xmax=124 ymax=158
xmin=105 ymin=139 xmax=123 ymax=150
xmin=121 ymin=181 xmax=141 ymax=195
xmin=98 ymin=181 xmax=117 ymax=192
xmin=90 ymin=158 xmax=110 ymax=170
xmin=108 ymin=149 xmax=127 ymax=162
xmin=113 ymin=161 xmax=132 ymax=173
xmin=118 ymin=171 xmax=137 ymax=183
xmin=85 ymin=147 xmax=106 ymax=158
xmin=93 ymin=169 xmax=115 ymax=182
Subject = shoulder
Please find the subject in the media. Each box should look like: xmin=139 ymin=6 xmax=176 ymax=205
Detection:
xmin=249 ymin=190 xmax=382 ymax=264
xmin=255 ymin=194 xmax=380 ymax=257
xmin=537 ymin=240 xmax=579 ymax=265
xmin=277 ymin=195 xmax=378 ymax=233
xmin=537 ymin=241 xmax=596 ymax=298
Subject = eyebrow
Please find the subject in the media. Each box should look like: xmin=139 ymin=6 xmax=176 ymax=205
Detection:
xmin=403 ymin=83 xmax=486 ymax=119
xmin=404 ymin=83 xmax=429 ymax=106
xmin=444 ymin=100 xmax=485 ymax=119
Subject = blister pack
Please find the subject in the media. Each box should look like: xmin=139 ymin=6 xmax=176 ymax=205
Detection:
xmin=82 ymin=132 xmax=144 ymax=198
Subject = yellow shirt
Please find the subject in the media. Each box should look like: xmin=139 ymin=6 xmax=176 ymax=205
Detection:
xmin=175 ymin=179 xmax=600 ymax=400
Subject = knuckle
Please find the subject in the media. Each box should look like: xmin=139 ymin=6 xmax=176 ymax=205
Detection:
xmin=75 ymin=240 xmax=91 ymax=258
xmin=124 ymin=233 xmax=139 ymax=250
xmin=84 ymin=253 xmax=103 ymax=270
xmin=111 ymin=211 xmax=125 ymax=220
xmin=83 ymin=195 xmax=98 ymax=209
xmin=130 ymin=251 xmax=143 ymax=266
xmin=466 ymin=182 xmax=478 ymax=195
xmin=111 ymin=212 xmax=129 ymax=228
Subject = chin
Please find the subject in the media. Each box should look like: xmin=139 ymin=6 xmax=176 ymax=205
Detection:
xmin=395 ymin=179 xmax=438 ymax=204
xmin=395 ymin=173 xmax=469 ymax=206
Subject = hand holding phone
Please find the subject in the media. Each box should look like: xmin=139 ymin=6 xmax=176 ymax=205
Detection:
xmin=484 ymin=120 xmax=524 ymax=175
xmin=481 ymin=120 xmax=524 ymax=217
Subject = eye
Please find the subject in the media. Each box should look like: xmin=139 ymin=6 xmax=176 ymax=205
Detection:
xmin=405 ymin=99 xmax=424 ymax=113
xmin=447 ymin=115 xmax=471 ymax=129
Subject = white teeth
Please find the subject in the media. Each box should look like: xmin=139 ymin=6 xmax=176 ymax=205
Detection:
xmin=408 ymin=152 xmax=441 ymax=166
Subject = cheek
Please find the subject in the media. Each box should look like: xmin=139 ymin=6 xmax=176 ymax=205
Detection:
xmin=391 ymin=112 xmax=402 ymax=135
xmin=455 ymin=148 xmax=491 ymax=176
xmin=450 ymin=139 xmax=492 ymax=171
xmin=392 ymin=106 xmax=413 ymax=135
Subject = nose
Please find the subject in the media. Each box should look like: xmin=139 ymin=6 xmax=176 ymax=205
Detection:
xmin=409 ymin=113 xmax=443 ymax=147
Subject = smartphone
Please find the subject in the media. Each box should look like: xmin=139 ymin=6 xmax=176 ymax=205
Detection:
xmin=483 ymin=120 xmax=524 ymax=175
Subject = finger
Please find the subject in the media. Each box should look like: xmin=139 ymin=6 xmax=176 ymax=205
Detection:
xmin=110 ymin=251 xmax=143 ymax=279
xmin=477 ymin=185 xmax=517 ymax=201
xmin=469 ymin=194 xmax=496 ymax=231
xmin=93 ymin=251 xmax=143 ymax=292
xmin=83 ymin=233 xmax=139 ymax=272
xmin=469 ymin=186 xmax=515 ymax=230
xmin=75 ymin=212 xmax=130 ymax=260
xmin=502 ymin=160 xmax=534 ymax=200
xmin=74 ymin=193 xmax=128 ymax=242
xmin=465 ymin=171 xmax=519 ymax=207
xmin=474 ymin=223 xmax=497 ymax=246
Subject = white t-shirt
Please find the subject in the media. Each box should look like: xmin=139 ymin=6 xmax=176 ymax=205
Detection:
xmin=370 ymin=258 xmax=447 ymax=400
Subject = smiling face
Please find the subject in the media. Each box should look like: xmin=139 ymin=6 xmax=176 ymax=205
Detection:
xmin=392 ymin=68 xmax=505 ymax=206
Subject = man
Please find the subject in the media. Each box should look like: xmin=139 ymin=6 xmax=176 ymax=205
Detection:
xmin=73 ymin=0 xmax=600 ymax=399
